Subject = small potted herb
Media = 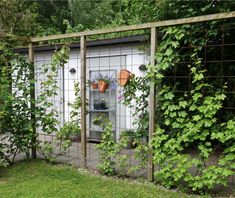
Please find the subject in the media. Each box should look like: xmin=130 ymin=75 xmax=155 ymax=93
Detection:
xmin=93 ymin=98 xmax=108 ymax=110
xmin=94 ymin=99 xmax=100 ymax=110
xmin=99 ymin=98 xmax=107 ymax=110
xmin=92 ymin=117 xmax=103 ymax=126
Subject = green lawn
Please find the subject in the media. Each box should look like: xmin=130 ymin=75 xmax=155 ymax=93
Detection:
xmin=0 ymin=160 xmax=197 ymax=198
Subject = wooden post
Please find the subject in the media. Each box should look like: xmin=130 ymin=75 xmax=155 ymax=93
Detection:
xmin=28 ymin=42 xmax=37 ymax=159
xmin=148 ymin=27 xmax=157 ymax=181
xmin=80 ymin=35 xmax=87 ymax=168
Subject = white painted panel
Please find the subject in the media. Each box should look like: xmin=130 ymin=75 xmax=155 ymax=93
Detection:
xmin=34 ymin=43 xmax=148 ymax=139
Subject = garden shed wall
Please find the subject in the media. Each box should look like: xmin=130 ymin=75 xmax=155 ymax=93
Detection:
xmin=34 ymin=41 xmax=149 ymax=141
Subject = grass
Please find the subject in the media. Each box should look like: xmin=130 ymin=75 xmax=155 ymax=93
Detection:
xmin=0 ymin=160 xmax=200 ymax=198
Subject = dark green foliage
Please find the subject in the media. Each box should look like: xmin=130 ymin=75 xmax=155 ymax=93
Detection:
xmin=1 ymin=0 xmax=234 ymax=38
xmin=0 ymin=0 xmax=38 ymax=36
xmin=71 ymin=0 xmax=121 ymax=30
xmin=33 ymin=0 xmax=70 ymax=33
xmin=148 ymin=25 xmax=235 ymax=193
xmin=0 ymin=51 xmax=33 ymax=166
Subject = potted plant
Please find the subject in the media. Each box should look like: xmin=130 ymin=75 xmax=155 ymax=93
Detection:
xmin=117 ymin=69 xmax=132 ymax=87
xmin=120 ymin=129 xmax=136 ymax=149
xmin=88 ymin=79 xmax=98 ymax=89
xmin=92 ymin=117 xmax=103 ymax=126
xmin=94 ymin=99 xmax=100 ymax=110
xmin=99 ymin=98 xmax=108 ymax=110
xmin=96 ymin=73 xmax=116 ymax=93
xmin=93 ymin=98 xmax=108 ymax=110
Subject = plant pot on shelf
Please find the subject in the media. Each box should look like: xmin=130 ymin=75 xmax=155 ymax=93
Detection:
xmin=91 ymin=82 xmax=98 ymax=89
xmin=93 ymin=118 xmax=102 ymax=126
xmin=99 ymin=98 xmax=108 ymax=110
xmin=98 ymin=80 xmax=108 ymax=93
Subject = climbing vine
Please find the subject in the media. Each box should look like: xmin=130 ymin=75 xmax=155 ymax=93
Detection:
xmin=36 ymin=46 xmax=73 ymax=162
xmin=59 ymin=82 xmax=81 ymax=142
xmin=96 ymin=116 xmax=129 ymax=175
xmin=149 ymin=25 xmax=235 ymax=193
xmin=122 ymin=76 xmax=150 ymax=172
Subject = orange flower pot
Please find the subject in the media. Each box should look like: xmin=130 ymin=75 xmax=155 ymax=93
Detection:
xmin=118 ymin=69 xmax=131 ymax=87
xmin=98 ymin=80 xmax=108 ymax=93
xmin=91 ymin=82 xmax=98 ymax=89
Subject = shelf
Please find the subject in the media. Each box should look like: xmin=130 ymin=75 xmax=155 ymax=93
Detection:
xmin=89 ymin=89 xmax=110 ymax=92
xmin=89 ymin=108 xmax=115 ymax=113
xmin=89 ymin=70 xmax=117 ymax=142
xmin=87 ymin=138 xmax=101 ymax=143
xmin=90 ymin=128 xmax=115 ymax=132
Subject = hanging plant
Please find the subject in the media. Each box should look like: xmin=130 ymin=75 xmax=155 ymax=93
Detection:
xmin=117 ymin=69 xmax=132 ymax=87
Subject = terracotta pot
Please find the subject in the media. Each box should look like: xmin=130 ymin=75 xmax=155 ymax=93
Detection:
xmin=98 ymin=80 xmax=108 ymax=93
xmin=118 ymin=69 xmax=131 ymax=87
xmin=91 ymin=82 xmax=98 ymax=89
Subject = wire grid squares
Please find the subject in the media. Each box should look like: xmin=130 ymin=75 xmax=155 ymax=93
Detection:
xmin=34 ymin=19 xmax=235 ymax=178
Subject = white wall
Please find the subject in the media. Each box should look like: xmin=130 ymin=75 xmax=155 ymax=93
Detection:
xmin=34 ymin=43 xmax=149 ymax=140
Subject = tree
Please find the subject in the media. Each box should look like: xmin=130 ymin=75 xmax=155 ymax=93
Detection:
xmin=121 ymin=0 xmax=235 ymax=25
xmin=70 ymin=0 xmax=122 ymax=30
xmin=0 ymin=0 xmax=71 ymax=36
xmin=0 ymin=0 xmax=38 ymax=36
xmin=32 ymin=0 xmax=71 ymax=33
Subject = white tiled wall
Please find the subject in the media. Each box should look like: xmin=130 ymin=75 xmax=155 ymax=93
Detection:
xmin=34 ymin=43 xmax=149 ymax=140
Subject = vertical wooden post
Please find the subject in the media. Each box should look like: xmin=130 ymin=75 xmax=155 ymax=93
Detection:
xmin=62 ymin=66 xmax=66 ymax=125
xmin=80 ymin=35 xmax=87 ymax=168
xmin=148 ymin=27 xmax=157 ymax=181
xmin=28 ymin=42 xmax=37 ymax=159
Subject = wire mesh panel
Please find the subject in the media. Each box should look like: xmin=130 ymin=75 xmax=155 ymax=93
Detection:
xmin=32 ymin=16 xmax=235 ymax=184
xmin=33 ymin=32 xmax=152 ymax=176
xmin=85 ymin=35 xmax=150 ymax=176
xmin=35 ymin=49 xmax=82 ymax=164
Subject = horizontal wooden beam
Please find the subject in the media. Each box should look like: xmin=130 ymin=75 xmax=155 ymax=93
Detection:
xmin=31 ymin=11 xmax=235 ymax=43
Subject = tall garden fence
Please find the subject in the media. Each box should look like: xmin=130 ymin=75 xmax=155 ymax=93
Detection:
xmin=1 ymin=11 xmax=235 ymax=192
